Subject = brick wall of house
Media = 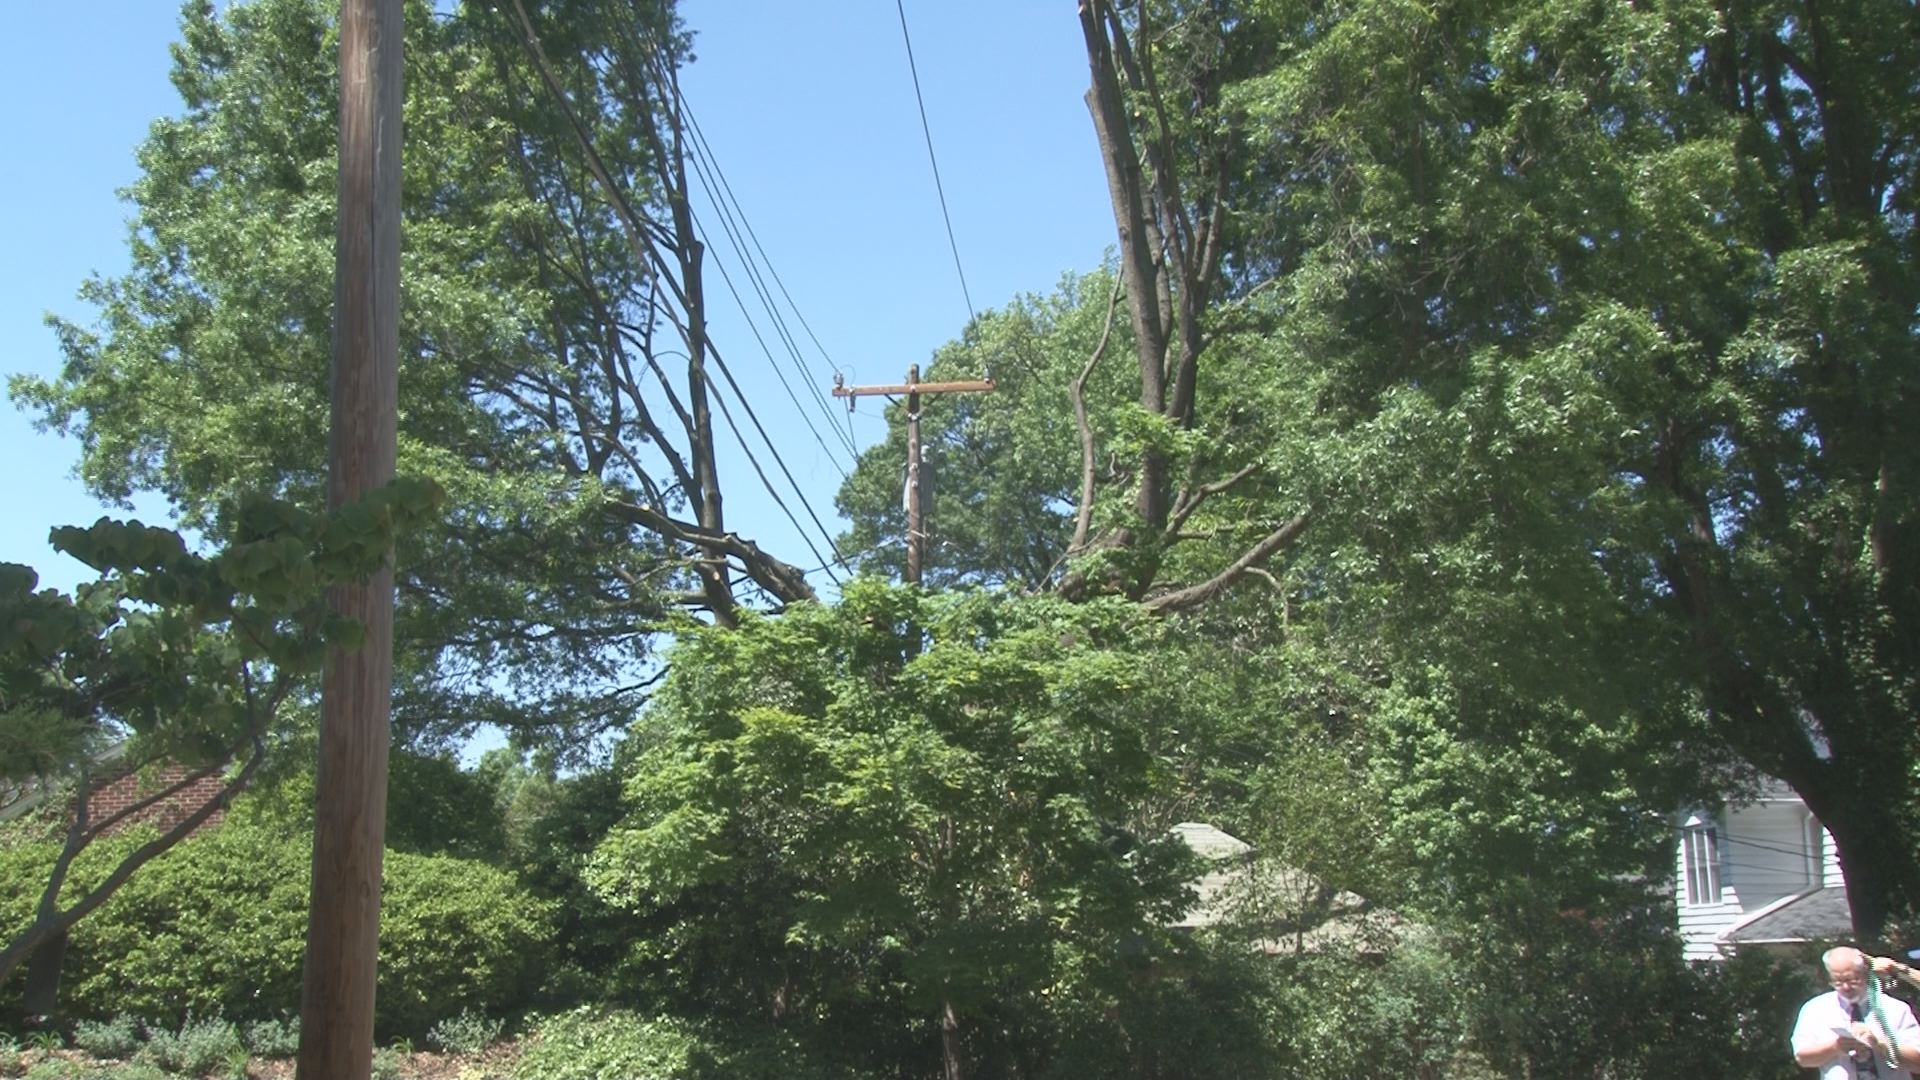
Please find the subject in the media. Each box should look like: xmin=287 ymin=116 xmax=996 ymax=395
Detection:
xmin=86 ymin=763 xmax=229 ymax=836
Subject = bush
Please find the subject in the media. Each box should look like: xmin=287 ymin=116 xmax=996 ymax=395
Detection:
xmin=243 ymin=1015 xmax=300 ymax=1058
xmin=71 ymin=1014 xmax=142 ymax=1060
xmin=372 ymin=1045 xmax=407 ymax=1080
xmin=377 ymin=850 xmax=556 ymax=1038
xmin=0 ymin=831 xmax=151 ymax=1011
xmin=513 ymin=1008 xmax=853 ymax=1080
xmin=23 ymin=1060 xmax=81 ymax=1080
xmin=94 ymin=1065 xmax=172 ymax=1080
xmin=137 ymin=1015 xmax=243 ymax=1076
xmin=428 ymin=1010 xmax=504 ymax=1056
xmin=513 ymin=1010 xmax=700 ymax=1080
xmin=0 ymin=820 xmax=555 ymax=1040
xmin=56 ymin=825 xmax=310 ymax=1026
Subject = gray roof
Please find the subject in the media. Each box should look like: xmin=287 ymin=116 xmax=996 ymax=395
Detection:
xmin=1723 ymin=886 xmax=1853 ymax=944
xmin=1169 ymin=823 xmax=1253 ymax=929
xmin=1166 ymin=822 xmax=1410 ymax=954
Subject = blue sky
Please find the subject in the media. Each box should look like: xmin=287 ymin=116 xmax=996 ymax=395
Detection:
xmin=0 ymin=2 xmax=1115 ymax=596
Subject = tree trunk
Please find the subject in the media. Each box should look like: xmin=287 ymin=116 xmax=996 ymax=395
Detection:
xmin=1079 ymin=0 xmax=1172 ymax=560
xmin=941 ymin=997 xmax=965 ymax=1080
xmin=1796 ymin=774 xmax=1918 ymax=941
xmin=20 ymin=930 xmax=67 ymax=1023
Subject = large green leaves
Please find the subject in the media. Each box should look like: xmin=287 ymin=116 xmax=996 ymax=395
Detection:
xmin=588 ymin=584 xmax=1200 ymax=1070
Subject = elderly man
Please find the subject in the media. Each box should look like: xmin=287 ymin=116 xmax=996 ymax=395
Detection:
xmin=1793 ymin=946 xmax=1920 ymax=1079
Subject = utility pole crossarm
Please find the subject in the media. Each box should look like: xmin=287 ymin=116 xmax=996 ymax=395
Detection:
xmin=832 ymin=375 xmax=996 ymax=398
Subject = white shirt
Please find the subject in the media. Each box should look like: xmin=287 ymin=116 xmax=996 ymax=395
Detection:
xmin=1792 ymin=989 xmax=1920 ymax=1080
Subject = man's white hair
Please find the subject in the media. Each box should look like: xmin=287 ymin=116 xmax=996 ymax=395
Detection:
xmin=1824 ymin=946 xmax=1868 ymax=974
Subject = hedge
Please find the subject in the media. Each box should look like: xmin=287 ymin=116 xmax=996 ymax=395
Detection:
xmin=0 ymin=821 xmax=553 ymax=1038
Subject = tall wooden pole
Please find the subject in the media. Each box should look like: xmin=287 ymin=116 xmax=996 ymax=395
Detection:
xmin=905 ymin=365 xmax=924 ymax=584
xmin=297 ymin=1 xmax=401 ymax=1077
xmin=832 ymin=369 xmax=994 ymax=585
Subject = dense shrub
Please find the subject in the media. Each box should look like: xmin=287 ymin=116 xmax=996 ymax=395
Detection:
xmin=500 ymin=767 xmax=646 ymax=1010
xmin=71 ymin=1014 xmax=141 ymax=1060
xmin=513 ymin=1008 xmax=858 ymax=1080
xmin=91 ymin=1065 xmax=171 ymax=1080
xmin=372 ymin=1045 xmax=406 ymax=1080
xmin=0 ymin=831 xmax=151 ymax=1019
xmin=378 ymin=848 xmax=555 ymax=1037
xmin=23 ymin=1060 xmax=81 ymax=1080
xmin=428 ymin=1010 xmax=504 ymax=1056
xmin=513 ymin=1009 xmax=701 ymax=1080
xmin=137 ymin=1015 xmax=243 ymax=1076
xmin=0 ymin=821 xmax=554 ymax=1039
xmin=242 ymin=1015 xmax=300 ymax=1058
xmin=58 ymin=826 xmax=309 ymax=1025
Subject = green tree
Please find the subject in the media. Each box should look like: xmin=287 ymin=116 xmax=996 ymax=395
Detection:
xmin=230 ymin=747 xmax=511 ymax=863
xmin=13 ymin=0 xmax=812 ymax=760
xmin=851 ymin=0 xmax=1920 ymax=937
xmin=0 ymin=478 xmax=439 ymax=1008
xmin=587 ymin=583 xmax=1201 ymax=1080
xmin=835 ymin=270 xmax=1136 ymax=591
xmin=1210 ymin=0 xmax=1920 ymax=935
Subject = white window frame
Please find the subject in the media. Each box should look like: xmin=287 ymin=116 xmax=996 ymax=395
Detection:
xmin=1683 ymin=823 xmax=1722 ymax=906
xmin=1804 ymin=812 xmax=1825 ymax=887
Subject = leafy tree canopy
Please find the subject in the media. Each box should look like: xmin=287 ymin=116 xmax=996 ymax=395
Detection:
xmin=12 ymin=0 xmax=807 ymax=762
xmin=587 ymin=582 xmax=1204 ymax=1078
xmin=0 ymin=476 xmax=440 ymax=994
xmin=849 ymin=0 xmax=1920 ymax=936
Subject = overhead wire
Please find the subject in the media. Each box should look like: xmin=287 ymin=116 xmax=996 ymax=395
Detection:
xmin=1715 ymin=833 xmax=1832 ymax=860
xmin=893 ymin=0 xmax=978 ymax=329
xmin=670 ymin=82 xmax=863 ymax=459
xmin=696 ymin=356 xmax=847 ymax=586
xmin=677 ymin=139 xmax=857 ymax=461
xmin=648 ymin=61 xmax=858 ymax=578
xmin=510 ymin=11 xmax=853 ymax=588
xmin=689 ymin=211 xmax=854 ymax=483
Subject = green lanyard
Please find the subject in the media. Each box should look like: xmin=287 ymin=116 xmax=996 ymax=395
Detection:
xmin=1865 ymin=974 xmax=1902 ymax=1072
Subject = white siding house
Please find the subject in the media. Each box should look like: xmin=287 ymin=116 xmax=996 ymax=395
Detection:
xmin=1676 ymin=780 xmax=1849 ymax=962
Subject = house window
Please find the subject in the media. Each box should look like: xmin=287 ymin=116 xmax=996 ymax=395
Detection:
xmin=1804 ymin=813 xmax=1825 ymax=887
xmin=1684 ymin=824 xmax=1721 ymax=906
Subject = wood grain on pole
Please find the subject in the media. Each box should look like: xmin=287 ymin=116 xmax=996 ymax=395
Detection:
xmin=905 ymin=365 xmax=923 ymax=585
xmin=297 ymin=1 xmax=401 ymax=1077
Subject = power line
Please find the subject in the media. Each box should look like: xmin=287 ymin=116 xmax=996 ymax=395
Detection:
xmin=894 ymin=0 xmax=977 ymax=326
xmin=1716 ymin=833 xmax=1828 ymax=860
xmin=677 ymin=117 xmax=859 ymax=463
xmin=671 ymin=83 xmax=863 ymax=457
xmin=692 ymin=212 xmax=854 ymax=481
xmin=506 ymin=21 xmax=852 ymax=592
xmin=659 ymin=78 xmax=867 ymax=579
xmin=698 ymin=358 xmax=846 ymax=588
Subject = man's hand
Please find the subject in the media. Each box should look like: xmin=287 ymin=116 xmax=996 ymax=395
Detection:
xmin=1833 ymin=1024 xmax=1876 ymax=1053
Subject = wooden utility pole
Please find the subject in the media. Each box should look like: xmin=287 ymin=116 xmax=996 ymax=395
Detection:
xmin=833 ymin=366 xmax=994 ymax=584
xmin=297 ymin=1 xmax=401 ymax=1077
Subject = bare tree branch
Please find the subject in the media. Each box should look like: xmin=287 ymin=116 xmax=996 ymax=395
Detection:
xmin=0 ymin=730 xmax=270 ymax=988
xmin=1144 ymin=511 xmax=1312 ymax=615
xmin=1167 ymin=461 xmax=1261 ymax=538
xmin=1070 ymin=272 xmax=1126 ymax=556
